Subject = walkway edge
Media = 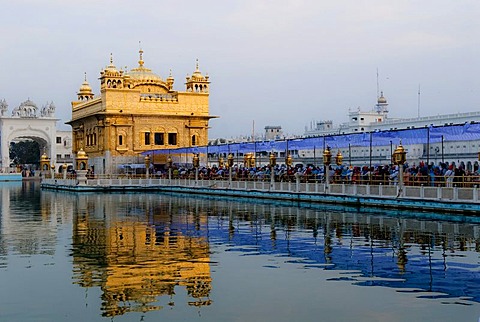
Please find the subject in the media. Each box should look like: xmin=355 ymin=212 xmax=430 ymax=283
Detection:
xmin=40 ymin=182 xmax=480 ymax=215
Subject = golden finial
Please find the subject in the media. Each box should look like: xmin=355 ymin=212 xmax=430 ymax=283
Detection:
xmin=138 ymin=41 xmax=144 ymax=67
xmin=195 ymin=58 xmax=199 ymax=71
xmin=84 ymin=72 xmax=87 ymax=82
xmin=110 ymin=53 xmax=113 ymax=64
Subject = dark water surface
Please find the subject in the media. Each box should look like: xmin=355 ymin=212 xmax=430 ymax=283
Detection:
xmin=1 ymin=181 xmax=480 ymax=321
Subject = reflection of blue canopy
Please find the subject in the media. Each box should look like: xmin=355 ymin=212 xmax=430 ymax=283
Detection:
xmin=119 ymin=163 xmax=153 ymax=169
xmin=141 ymin=123 xmax=480 ymax=156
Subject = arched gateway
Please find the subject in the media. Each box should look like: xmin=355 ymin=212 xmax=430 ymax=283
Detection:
xmin=0 ymin=99 xmax=59 ymax=172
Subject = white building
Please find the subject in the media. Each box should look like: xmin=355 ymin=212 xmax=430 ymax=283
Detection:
xmin=302 ymin=93 xmax=480 ymax=168
xmin=54 ymin=130 xmax=74 ymax=172
xmin=0 ymin=99 xmax=73 ymax=173
xmin=305 ymin=92 xmax=480 ymax=135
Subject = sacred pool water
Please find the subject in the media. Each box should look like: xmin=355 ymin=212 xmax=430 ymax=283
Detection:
xmin=1 ymin=181 xmax=480 ymax=322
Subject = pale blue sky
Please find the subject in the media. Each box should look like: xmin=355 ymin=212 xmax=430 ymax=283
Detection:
xmin=1 ymin=0 xmax=479 ymax=138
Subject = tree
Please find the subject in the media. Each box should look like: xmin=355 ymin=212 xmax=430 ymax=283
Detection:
xmin=9 ymin=141 xmax=40 ymax=165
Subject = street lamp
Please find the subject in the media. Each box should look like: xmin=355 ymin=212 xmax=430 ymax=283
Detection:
xmin=144 ymin=154 xmax=151 ymax=179
xmin=167 ymin=156 xmax=173 ymax=181
xmin=335 ymin=150 xmax=343 ymax=166
xmin=323 ymin=147 xmax=332 ymax=188
xmin=75 ymin=148 xmax=89 ymax=185
xmin=193 ymin=153 xmax=200 ymax=183
xmin=269 ymin=152 xmax=276 ymax=187
xmin=285 ymin=154 xmax=293 ymax=167
xmin=392 ymin=141 xmax=407 ymax=197
xmin=227 ymin=153 xmax=234 ymax=186
xmin=244 ymin=152 xmax=255 ymax=168
xmin=40 ymin=152 xmax=50 ymax=176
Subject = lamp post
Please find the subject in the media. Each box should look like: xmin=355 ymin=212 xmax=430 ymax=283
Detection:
xmin=269 ymin=152 xmax=276 ymax=187
xmin=390 ymin=140 xmax=393 ymax=167
xmin=219 ymin=156 xmax=224 ymax=168
xmin=167 ymin=156 xmax=173 ymax=181
xmin=285 ymin=154 xmax=293 ymax=168
xmin=75 ymin=148 xmax=89 ymax=185
xmin=244 ymin=152 xmax=255 ymax=168
xmin=144 ymin=154 xmax=150 ymax=179
xmin=348 ymin=143 xmax=352 ymax=166
xmin=335 ymin=150 xmax=343 ymax=167
xmin=193 ymin=153 xmax=200 ymax=183
xmin=62 ymin=163 xmax=67 ymax=180
xmin=50 ymin=164 xmax=55 ymax=179
xmin=441 ymin=135 xmax=444 ymax=163
xmin=392 ymin=141 xmax=407 ymax=197
xmin=323 ymin=146 xmax=332 ymax=190
xmin=228 ymin=153 xmax=234 ymax=187
xmin=40 ymin=152 xmax=50 ymax=178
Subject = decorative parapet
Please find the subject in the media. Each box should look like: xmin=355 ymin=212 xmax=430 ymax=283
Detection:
xmin=140 ymin=93 xmax=178 ymax=102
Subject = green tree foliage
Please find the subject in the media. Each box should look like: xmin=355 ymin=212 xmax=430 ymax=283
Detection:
xmin=9 ymin=141 xmax=40 ymax=165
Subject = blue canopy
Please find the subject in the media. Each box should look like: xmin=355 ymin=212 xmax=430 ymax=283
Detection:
xmin=141 ymin=123 xmax=480 ymax=157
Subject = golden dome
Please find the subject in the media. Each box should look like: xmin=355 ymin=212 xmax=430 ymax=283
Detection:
xmin=190 ymin=59 xmax=206 ymax=81
xmin=77 ymin=148 xmax=88 ymax=159
xmin=377 ymin=92 xmax=387 ymax=104
xmin=78 ymin=73 xmax=93 ymax=95
xmin=166 ymin=69 xmax=174 ymax=82
xmin=125 ymin=49 xmax=164 ymax=84
xmin=105 ymin=53 xmax=118 ymax=73
xmin=40 ymin=153 xmax=49 ymax=161
xmin=127 ymin=66 xmax=163 ymax=82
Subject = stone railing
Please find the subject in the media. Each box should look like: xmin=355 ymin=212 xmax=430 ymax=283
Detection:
xmin=41 ymin=176 xmax=480 ymax=204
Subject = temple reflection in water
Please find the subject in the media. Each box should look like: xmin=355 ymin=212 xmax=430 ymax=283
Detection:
xmin=66 ymin=193 xmax=212 ymax=316
xmin=2 ymin=182 xmax=480 ymax=319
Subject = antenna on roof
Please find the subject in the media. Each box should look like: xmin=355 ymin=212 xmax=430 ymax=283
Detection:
xmin=417 ymin=84 xmax=421 ymax=118
xmin=376 ymin=68 xmax=379 ymax=98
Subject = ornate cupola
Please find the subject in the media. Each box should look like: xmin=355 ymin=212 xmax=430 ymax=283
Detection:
xmin=77 ymin=73 xmax=94 ymax=101
xmin=99 ymin=53 xmax=124 ymax=90
xmin=375 ymin=91 xmax=389 ymax=115
xmin=185 ymin=59 xmax=210 ymax=93
xmin=166 ymin=69 xmax=174 ymax=91
xmin=124 ymin=48 xmax=168 ymax=92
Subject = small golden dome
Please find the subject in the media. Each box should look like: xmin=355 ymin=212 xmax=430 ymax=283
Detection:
xmin=79 ymin=81 xmax=92 ymax=92
xmin=125 ymin=49 xmax=164 ymax=84
xmin=40 ymin=153 xmax=49 ymax=161
xmin=377 ymin=92 xmax=387 ymax=104
xmin=78 ymin=73 xmax=93 ymax=95
xmin=190 ymin=59 xmax=206 ymax=81
xmin=167 ymin=69 xmax=174 ymax=81
xmin=105 ymin=53 xmax=118 ymax=73
xmin=77 ymin=148 xmax=88 ymax=159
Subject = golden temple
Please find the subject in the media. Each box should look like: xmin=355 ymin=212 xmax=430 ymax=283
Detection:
xmin=68 ymin=49 xmax=217 ymax=174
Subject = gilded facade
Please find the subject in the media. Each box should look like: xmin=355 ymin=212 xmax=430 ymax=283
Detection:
xmin=67 ymin=194 xmax=212 ymax=317
xmin=68 ymin=50 xmax=216 ymax=174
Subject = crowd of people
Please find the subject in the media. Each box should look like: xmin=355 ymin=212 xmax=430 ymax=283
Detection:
xmin=157 ymin=160 xmax=480 ymax=188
